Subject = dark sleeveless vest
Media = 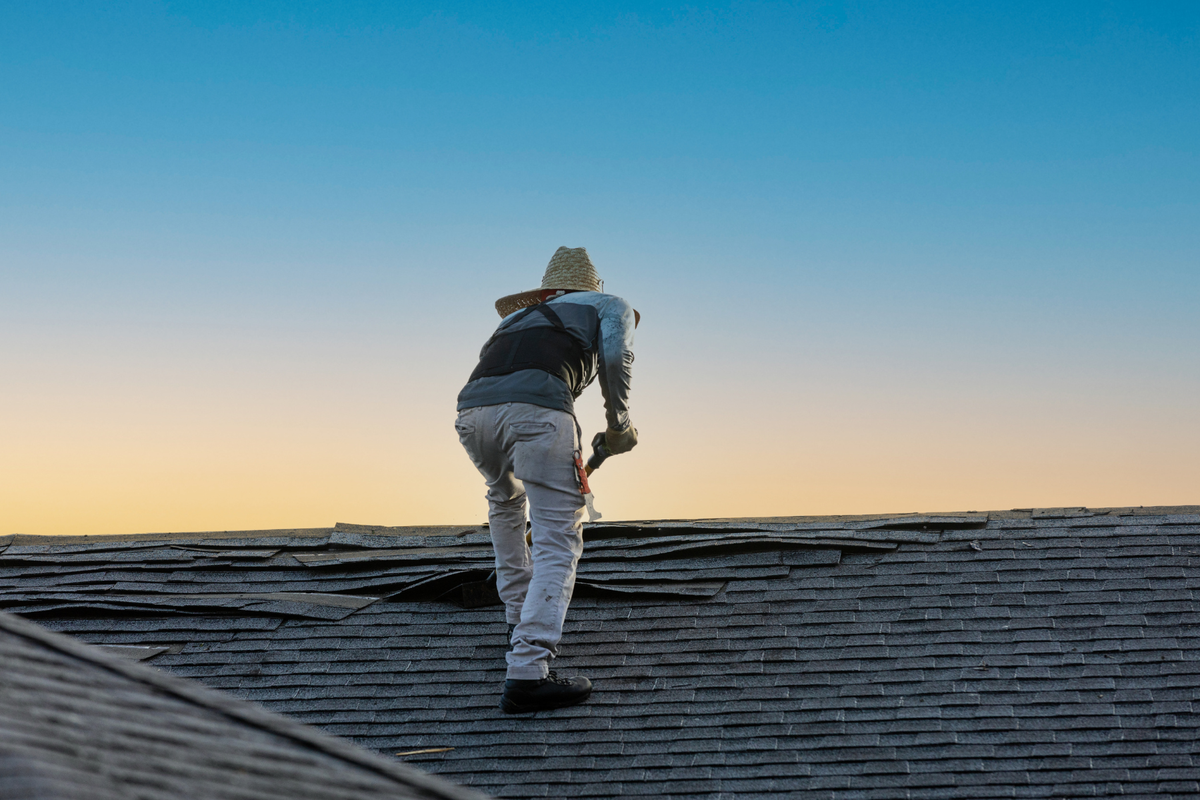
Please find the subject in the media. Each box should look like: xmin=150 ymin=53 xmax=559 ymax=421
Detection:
xmin=467 ymin=303 xmax=598 ymax=399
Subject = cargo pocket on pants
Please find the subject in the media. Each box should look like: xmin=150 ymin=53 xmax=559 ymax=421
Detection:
xmin=510 ymin=421 xmax=556 ymax=441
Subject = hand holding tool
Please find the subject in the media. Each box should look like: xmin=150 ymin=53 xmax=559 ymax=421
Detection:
xmin=604 ymin=425 xmax=638 ymax=455
xmin=585 ymin=432 xmax=611 ymax=476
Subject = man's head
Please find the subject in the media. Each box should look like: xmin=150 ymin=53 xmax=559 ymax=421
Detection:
xmin=495 ymin=246 xmax=602 ymax=318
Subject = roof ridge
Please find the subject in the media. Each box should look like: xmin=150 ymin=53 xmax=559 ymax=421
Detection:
xmin=0 ymin=611 xmax=489 ymax=800
xmin=10 ymin=507 xmax=1198 ymax=543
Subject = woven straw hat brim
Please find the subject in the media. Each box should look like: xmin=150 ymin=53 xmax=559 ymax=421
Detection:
xmin=495 ymin=289 xmax=546 ymax=318
xmin=495 ymin=246 xmax=605 ymax=317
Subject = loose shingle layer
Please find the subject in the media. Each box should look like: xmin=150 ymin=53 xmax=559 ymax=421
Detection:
xmin=4 ymin=508 xmax=1200 ymax=799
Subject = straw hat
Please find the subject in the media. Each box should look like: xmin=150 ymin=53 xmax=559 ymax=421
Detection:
xmin=495 ymin=247 xmax=604 ymax=317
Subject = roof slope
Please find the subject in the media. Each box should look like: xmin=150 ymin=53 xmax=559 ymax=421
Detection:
xmin=4 ymin=507 xmax=1200 ymax=799
xmin=0 ymin=610 xmax=486 ymax=800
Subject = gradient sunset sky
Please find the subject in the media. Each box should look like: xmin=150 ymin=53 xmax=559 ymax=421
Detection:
xmin=3 ymin=2 xmax=1197 ymax=536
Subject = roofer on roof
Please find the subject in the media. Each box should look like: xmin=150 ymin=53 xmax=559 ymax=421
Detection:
xmin=455 ymin=246 xmax=639 ymax=714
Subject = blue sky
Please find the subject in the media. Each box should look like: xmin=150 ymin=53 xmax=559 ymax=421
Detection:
xmin=3 ymin=1 xmax=1197 ymax=533
xmin=6 ymin=2 xmax=1197 ymax=315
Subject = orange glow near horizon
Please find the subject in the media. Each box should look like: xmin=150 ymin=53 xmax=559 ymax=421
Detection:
xmin=4 ymin=330 xmax=1196 ymax=536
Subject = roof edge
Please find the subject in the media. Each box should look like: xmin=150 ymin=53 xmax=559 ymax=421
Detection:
xmin=0 ymin=611 xmax=490 ymax=800
xmin=7 ymin=506 xmax=1197 ymax=544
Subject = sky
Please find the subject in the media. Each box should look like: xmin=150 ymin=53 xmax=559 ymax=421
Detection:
xmin=2 ymin=1 xmax=1198 ymax=536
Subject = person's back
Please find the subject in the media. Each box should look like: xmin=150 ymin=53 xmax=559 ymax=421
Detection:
xmin=455 ymin=246 xmax=638 ymax=714
xmin=457 ymin=289 xmax=636 ymax=429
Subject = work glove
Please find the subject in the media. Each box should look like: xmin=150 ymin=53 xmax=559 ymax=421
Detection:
xmin=605 ymin=424 xmax=638 ymax=455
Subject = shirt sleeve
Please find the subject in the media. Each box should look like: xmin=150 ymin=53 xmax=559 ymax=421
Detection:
xmin=596 ymin=295 xmax=637 ymax=431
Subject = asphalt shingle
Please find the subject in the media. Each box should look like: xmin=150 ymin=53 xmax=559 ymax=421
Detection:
xmin=3 ymin=509 xmax=1199 ymax=799
xmin=0 ymin=611 xmax=484 ymax=800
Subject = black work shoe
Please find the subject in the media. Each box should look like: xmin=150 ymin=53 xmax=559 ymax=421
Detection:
xmin=499 ymin=671 xmax=593 ymax=714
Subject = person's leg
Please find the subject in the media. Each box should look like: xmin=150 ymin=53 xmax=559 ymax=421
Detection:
xmin=508 ymin=479 xmax=585 ymax=678
xmin=455 ymin=405 xmax=532 ymax=626
xmin=488 ymin=492 xmax=532 ymax=626
xmin=496 ymin=404 xmax=586 ymax=680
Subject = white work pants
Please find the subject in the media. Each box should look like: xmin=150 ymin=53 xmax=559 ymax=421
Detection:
xmin=455 ymin=402 xmax=586 ymax=680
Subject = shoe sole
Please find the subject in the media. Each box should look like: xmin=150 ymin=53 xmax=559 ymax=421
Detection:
xmin=499 ymin=690 xmax=593 ymax=715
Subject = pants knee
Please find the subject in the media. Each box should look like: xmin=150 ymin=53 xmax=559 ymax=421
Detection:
xmin=491 ymin=492 xmax=527 ymax=511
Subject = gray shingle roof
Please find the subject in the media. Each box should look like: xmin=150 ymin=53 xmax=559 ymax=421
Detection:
xmin=4 ymin=507 xmax=1200 ymax=799
xmin=0 ymin=610 xmax=486 ymax=800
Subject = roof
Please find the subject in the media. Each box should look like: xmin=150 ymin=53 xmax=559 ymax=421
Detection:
xmin=4 ymin=507 xmax=1200 ymax=799
xmin=0 ymin=609 xmax=486 ymax=800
